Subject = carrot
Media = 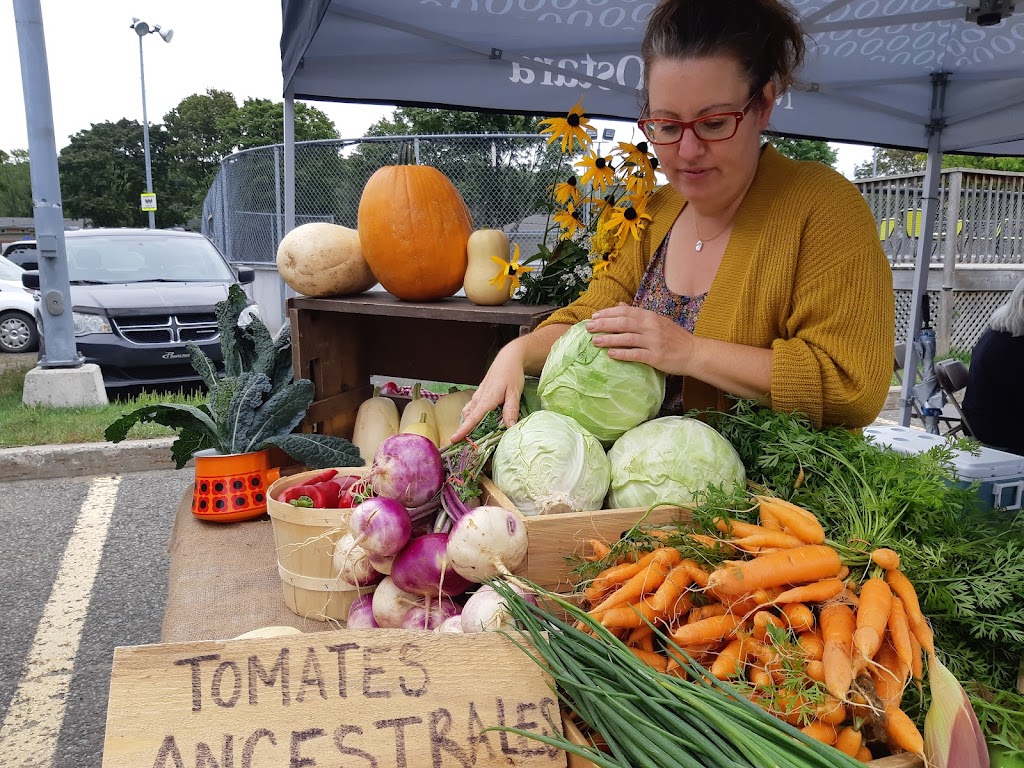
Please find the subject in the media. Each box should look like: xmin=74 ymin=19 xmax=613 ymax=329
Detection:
xmin=887 ymin=595 xmax=914 ymax=673
xmin=835 ymin=726 xmax=863 ymax=757
xmin=745 ymin=638 xmax=783 ymax=681
xmin=688 ymin=603 xmax=728 ymax=623
xmin=805 ymin=659 xmax=826 ymax=683
xmin=908 ymin=626 xmax=924 ymax=683
xmin=797 ymin=629 xmax=825 ymax=661
xmin=758 ymin=504 xmax=783 ymax=530
xmin=587 ymin=547 xmax=666 ymax=595
xmin=714 ymin=517 xmax=769 ymax=538
xmin=628 ymin=646 xmax=669 ymax=673
xmin=800 ymin=719 xmax=838 ymax=746
xmin=752 ymin=610 xmax=785 ymax=641
xmin=885 ymin=703 xmax=925 ymax=756
xmin=885 ymin=569 xmax=934 ymax=655
xmin=710 ymin=636 xmax=749 ymax=679
xmin=853 ymin=577 xmax=893 ymax=668
xmin=780 ymin=602 xmax=815 ymax=633
xmin=748 ymin=667 xmax=774 ymax=687
xmin=773 ymin=578 xmax=846 ymax=605
xmin=670 ymin=613 xmax=743 ymax=648
xmin=707 ymin=545 xmax=842 ymax=596
xmin=774 ymin=691 xmax=811 ymax=725
xmin=680 ymin=560 xmax=711 ymax=588
xmin=600 ymin=598 xmax=660 ymax=629
xmin=754 ymin=495 xmax=826 ymax=544
xmin=583 ymin=538 xmax=611 ymax=561
xmin=731 ymin=530 xmax=807 ymax=551
xmin=820 ymin=602 xmax=856 ymax=700
xmin=628 ymin=624 xmax=654 ymax=650
xmin=855 ymin=745 xmax=873 ymax=763
xmin=688 ymin=533 xmax=723 ymax=549
xmin=664 ymin=655 xmax=688 ymax=679
xmin=871 ymin=638 xmax=908 ymax=709
xmin=589 ymin=547 xmax=681 ymax=615
xmin=815 ymin=696 xmax=847 ymax=726
xmin=648 ymin=560 xmax=696 ymax=615
xmin=870 ymin=547 xmax=901 ymax=571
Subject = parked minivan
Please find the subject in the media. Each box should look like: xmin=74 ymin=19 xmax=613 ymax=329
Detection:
xmin=22 ymin=229 xmax=256 ymax=392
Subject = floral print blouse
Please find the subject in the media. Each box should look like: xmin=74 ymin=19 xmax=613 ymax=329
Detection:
xmin=632 ymin=230 xmax=707 ymax=416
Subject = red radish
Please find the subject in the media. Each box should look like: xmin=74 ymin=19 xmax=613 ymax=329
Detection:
xmin=461 ymin=583 xmax=537 ymax=633
xmin=390 ymin=533 xmax=472 ymax=598
xmin=348 ymin=497 xmax=412 ymax=557
xmin=437 ymin=615 xmax=465 ymax=634
xmin=332 ymin=533 xmax=384 ymax=588
xmin=372 ymin=576 xmax=421 ymax=628
xmin=370 ymin=433 xmax=444 ymax=508
xmin=401 ymin=597 xmax=460 ymax=631
xmin=447 ymin=506 xmax=529 ymax=583
xmin=345 ymin=593 xmax=379 ymax=629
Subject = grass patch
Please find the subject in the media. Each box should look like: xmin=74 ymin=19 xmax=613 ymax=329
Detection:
xmin=0 ymin=363 xmax=204 ymax=448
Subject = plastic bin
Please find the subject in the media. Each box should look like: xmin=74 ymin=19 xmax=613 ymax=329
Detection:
xmin=864 ymin=425 xmax=1024 ymax=512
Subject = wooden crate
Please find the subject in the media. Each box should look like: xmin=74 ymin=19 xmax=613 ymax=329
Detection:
xmin=288 ymin=294 xmax=555 ymax=441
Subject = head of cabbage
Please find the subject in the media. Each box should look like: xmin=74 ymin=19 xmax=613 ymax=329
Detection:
xmin=607 ymin=416 xmax=745 ymax=509
xmin=538 ymin=320 xmax=665 ymax=446
xmin=491 ymin=410 xmax=610 ymax=516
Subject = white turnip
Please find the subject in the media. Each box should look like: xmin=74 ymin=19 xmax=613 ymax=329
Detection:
xmin=332 ymin=533 xmax=384 ymax=588
xmin=447 ymin=506 xmax=528 ymax=583
xmin=390 ymin=533 xmax=472 ymax=598
xmin=348 ymin=497 xmax=412 ymax=557
xmin=370 ymin=433 xmax=444 ymax=508
xmin=401 ymin=596 xmax=460 ymax=631
xmin=437 ymin=615 xmax=465 ymax=634
xmin=372 ymin=576 xmax=421 ymax=628
xmin=460 ymin=583 xmax=537 ymax=633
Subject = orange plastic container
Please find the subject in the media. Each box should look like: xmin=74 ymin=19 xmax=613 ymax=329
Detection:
xmin=191 ymin=449 xmax=281 ymax=523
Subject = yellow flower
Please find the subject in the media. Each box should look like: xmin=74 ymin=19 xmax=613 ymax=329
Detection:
xmin=591 ymin=252 xmax=615 ymax=275
xmin=605 ymin=197 xmax=653 ymax=248
xmin=589 ymin=225 xmax=616 ymax=258
xmin=537 ymin=98 xmax=592 ymax=154
xmin=575 ymin=153 xmax=616 ymax=194
xmin=614 ymin=140 xmax=655 ymax=173
xmin=489 ymin=245 xmax=534 ymax=297
xmin=552 ymin=176 xmax=580 ymax=205
xmin=552 ymin=200 xmax=586 ymax=240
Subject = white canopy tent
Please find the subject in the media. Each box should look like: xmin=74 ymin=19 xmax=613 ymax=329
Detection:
xmin=280 ymin=0 xmax=1024 ymax=425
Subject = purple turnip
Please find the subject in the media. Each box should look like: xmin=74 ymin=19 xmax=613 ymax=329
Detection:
xmin=348 ymin=497 xmax=412 ymax=557
xmin=370 ymin=433 xmax=444 ymax=508
xmin=390 ymin=533 xmax=472 ymax=598
xmin=345 ymin=593 xmax=379 ymax=629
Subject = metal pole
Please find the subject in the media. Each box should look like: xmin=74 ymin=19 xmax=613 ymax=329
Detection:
xmin=899 ymin=73 xmax=948 ymax=427
xmin=938 ymin=170 xmax=962 ymax=356
xmin=138 ymin=33 xmax=155 ymax=229
xmin=283 ymin=90 xmax=295 ymax=235
xmin=14 ymin=0 xmax=82 ymax=367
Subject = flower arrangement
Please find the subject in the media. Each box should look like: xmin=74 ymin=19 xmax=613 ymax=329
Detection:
xmin=514 ymin=99 xmax=661 ymax=307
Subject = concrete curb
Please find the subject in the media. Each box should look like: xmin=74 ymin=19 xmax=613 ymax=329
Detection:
xmin=0 ymin=438 xmax=193 ymax=482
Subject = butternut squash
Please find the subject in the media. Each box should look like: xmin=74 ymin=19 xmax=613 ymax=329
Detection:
xmin=399 ymin=383 xmax=439 ymax=438
xmin=463 ymin=229 xmax=512 ymax=306
xmin=433 ymin=387 xmax=476 ymax=449
xmin=401 ymin=413 xmax=439 ymax=448
xmin=352 ymin=386 xmax=399 ymax=462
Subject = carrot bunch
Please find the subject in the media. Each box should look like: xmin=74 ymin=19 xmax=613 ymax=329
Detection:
xmin=578 ymin=495 xmax=934 ymax=764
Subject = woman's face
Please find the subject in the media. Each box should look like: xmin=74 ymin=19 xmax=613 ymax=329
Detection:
xmin=645 ymin=55 xmax=774 ymax=210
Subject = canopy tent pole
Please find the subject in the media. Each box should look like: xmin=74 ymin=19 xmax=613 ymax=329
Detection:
xmin=899 ymin=73 xmax=948 ymax=427
xmin=284 ymin=89 xmax=296 ymax=236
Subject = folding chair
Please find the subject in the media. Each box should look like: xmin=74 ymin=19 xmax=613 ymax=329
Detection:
xmin=934 ymin=359 xmax=974 ymax=438
xmin=893 ymin=344 xmax=963 ymax=434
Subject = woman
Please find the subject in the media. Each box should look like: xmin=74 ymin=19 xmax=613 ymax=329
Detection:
xmin=962 ymin=279 xmax=1024 ymax=456
xmin=453 ymin=0 xmax=894 ymax=443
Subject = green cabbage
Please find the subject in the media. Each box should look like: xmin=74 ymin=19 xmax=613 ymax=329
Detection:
xmin=492 ymin=410 xmax=611 ymax=516
xmin=607 ymin=416 xmax=745 ymax=509
xmin=538 ymin=320 xmax=665 ymax=446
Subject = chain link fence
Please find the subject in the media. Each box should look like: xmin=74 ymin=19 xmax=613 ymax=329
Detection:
xmin=203 ymin=135 xmax=577 ymax=265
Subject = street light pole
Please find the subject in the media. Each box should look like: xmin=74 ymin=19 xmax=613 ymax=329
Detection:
xmin=131 ymin=18 xmax=172 ymax=229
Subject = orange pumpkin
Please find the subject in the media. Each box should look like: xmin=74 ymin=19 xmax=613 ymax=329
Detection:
xmin=357 ymin=165 xmax=474 ymax=301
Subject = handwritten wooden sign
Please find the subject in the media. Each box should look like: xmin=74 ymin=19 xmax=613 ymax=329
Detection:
xmin=102 ymin=629 xmax=566 ymax=768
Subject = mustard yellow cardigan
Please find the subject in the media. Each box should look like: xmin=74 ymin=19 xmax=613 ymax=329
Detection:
xmin=539 ymin=145 xmax=895 ymax=428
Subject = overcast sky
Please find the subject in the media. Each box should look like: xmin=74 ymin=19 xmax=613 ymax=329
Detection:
xmin=1 ymin=1 xmax=872 ymax=177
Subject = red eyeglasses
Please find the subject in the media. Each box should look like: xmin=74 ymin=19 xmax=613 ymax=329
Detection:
xmin=637 ymin=90 xmax=761 ymax=145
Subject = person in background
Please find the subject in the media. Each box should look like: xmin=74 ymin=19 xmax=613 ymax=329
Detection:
xmin=453 ymin=0 xmax=895 ymax=443
xmin=962 ymin=279 xmax=1024 ymax=456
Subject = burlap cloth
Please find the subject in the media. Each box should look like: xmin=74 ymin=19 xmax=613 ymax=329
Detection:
xmin=161 ymin=489 xmax=337 ymax=642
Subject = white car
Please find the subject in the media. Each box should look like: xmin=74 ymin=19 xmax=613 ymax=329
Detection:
xmin=0 ymin=255 xmax=40 ymax=353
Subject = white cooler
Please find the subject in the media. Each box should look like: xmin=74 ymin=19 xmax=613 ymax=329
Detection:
xmin=864 ymin=424 xmax=1024 ymax=512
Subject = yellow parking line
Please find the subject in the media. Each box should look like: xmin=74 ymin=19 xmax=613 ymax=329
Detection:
xmin=0 ymin=475 xmax=121 ymax=765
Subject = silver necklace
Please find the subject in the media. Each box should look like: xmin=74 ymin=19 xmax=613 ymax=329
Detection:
xmin=694 ymin=215 xmax=730 ymax=252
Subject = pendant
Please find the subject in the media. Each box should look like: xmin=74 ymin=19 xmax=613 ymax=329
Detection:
xmin=695 ymin=240 xmax=704 ymax=252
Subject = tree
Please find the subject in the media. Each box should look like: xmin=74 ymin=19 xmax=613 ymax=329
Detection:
xmin=941 ymin=154 xmax=1024 ymax=172
xmin=769 ymin=137 xmax=838 ymax=168
xmin=366 ymin=108 xmax=541 ymax=137
xmin=230 ymin=98 xmax=338 ymax=151
xmin=0 ymin=149 xmax=32 ymax=218
xmin=853 ymin=148 xmax=926 ymax=178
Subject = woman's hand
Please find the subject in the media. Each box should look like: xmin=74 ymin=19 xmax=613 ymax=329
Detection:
xmin=586 ymin=303 xmax=696 ymax=376
xmin=450 ymin=341 xmax=527 ymax=444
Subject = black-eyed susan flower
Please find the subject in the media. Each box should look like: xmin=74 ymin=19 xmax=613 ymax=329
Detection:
xmin=623 ymin=170 xmax=656 ymax=199
xmin=614 ymin=140 xmax=654 ymax=172
xmin=538 ymin=98 xmax=592 ymax=154
xmin=552 ymin=200 xmax=586 ymax=240
xmin=605 ymin=198 xmax=653 ymax=247
xmin=591 ymin=251 xmax=615 ymax=275
xmin=552 ymin=176 xmax=580 ymax=205
xmin=489 ymin=244 xmax=534 ymax=297
xmin=575 ymin=153 xmax=616 ymax=194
